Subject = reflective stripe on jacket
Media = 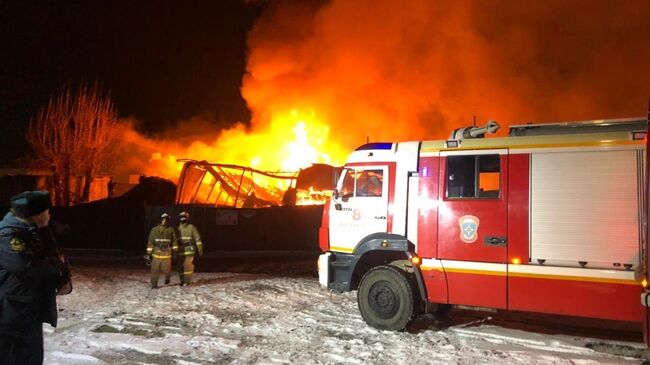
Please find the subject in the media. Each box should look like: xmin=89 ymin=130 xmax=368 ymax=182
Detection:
xmin=177 ymin=223 xmax=202 ymax=256
xmin=147 ymin=225 xmax=178 ymax=258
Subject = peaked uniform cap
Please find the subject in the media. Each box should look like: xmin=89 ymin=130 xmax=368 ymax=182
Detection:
xmin=161 ymin=213 xmax=170 ymax=219
xmin=179 ymin=211 xmax=190 ymax=219
xmin=10 ymin=190 xmax=52 ymax=218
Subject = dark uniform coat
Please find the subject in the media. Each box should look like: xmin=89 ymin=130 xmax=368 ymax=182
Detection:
xmin=0 ymin=212 xmax=70 ymax=364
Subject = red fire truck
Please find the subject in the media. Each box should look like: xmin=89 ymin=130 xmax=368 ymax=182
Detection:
xmin=318 ymin=116 xmax=650 ymax=343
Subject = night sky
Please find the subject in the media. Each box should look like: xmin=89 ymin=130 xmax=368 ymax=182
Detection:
xmin=3 ymin=1 xmax=649 ymax=170
xmin=0 ymin=1 xmax=262 ymax=165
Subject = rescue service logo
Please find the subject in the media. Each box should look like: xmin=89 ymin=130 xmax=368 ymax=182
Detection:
xmin=458 ymin=215 xmax=480 ymax=243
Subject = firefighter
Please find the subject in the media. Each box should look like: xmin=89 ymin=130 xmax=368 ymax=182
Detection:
xmin=0 ymin=190 xmax=71 ymax=364
xmin=176 ymin=211 xmax=203 ymax=286
xmin=146 ymin=213 xmax=178 ymax=288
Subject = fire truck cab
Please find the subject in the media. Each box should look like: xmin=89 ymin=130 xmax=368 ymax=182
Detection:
xmin=318 ymin=117 xmax=650 ymax=340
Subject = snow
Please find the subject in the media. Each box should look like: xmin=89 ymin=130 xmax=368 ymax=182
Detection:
xmin=45 ymin=267 xmax=647 ymax=364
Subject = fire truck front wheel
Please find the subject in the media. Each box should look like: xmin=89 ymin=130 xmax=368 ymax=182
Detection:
xmin=357 ymin=265 xmax=416 ymax=331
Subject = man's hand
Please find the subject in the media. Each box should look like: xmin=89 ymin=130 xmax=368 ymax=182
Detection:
xmin=143 ymin=254 xmax=152 ymax=266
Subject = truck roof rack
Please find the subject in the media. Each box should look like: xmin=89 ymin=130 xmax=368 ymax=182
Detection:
xmin=508 ymin=118 xmax=647 ymax=136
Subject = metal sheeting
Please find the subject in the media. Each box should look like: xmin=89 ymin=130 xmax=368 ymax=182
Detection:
xmin=530 ymin=149 xmax=641 ymax=269
xmin=146 ymin=205 xmax=322 ymax=252
xmin=47 ymin=204 xmax=322 ymax=253
xmin=175 ymin=161 xmax=297 ymax=208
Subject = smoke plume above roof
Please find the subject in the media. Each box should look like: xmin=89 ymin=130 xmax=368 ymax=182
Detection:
xmin=242 ymin=0 xmax=650 ymax=144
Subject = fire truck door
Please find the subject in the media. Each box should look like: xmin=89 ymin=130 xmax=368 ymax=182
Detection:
xmin=438 ymin=149 xmax=508 ymax=309
xmin=329 ymin=165 xmax=391 ymax=253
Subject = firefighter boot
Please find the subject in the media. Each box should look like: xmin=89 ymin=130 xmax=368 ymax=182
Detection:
xmin=183 ymin=273 xmax=192 ymax=286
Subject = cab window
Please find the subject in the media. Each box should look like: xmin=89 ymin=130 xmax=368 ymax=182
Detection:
xmin=338 ymin=168 xmax=384 ymax=199
xmin=339 ymin=169 xmax=356 ymax=198
xmin=356 ymin=170 xmax=383 ymax=197
xmin=447 ymin=154 xmax=500 ymax=199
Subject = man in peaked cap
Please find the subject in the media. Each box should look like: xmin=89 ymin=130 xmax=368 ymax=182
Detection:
xmin=175 ymin=211 xmax=203 ymax=286
xmin=0 ymin=190 xmax=72 ymax=364
xmin=146 ymin=213 xmax=178 ymax=288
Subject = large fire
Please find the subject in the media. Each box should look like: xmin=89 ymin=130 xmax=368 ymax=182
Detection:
xmin=116 ymin=1 xmax=649 ymax=207
xmin=146 ymin=109 xmax=346 ymax=178
xmin=126 ymin=107 xmax=350 ymax=206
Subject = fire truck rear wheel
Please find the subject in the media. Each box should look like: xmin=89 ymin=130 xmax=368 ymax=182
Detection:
xmin=357 ymin=265 xmax=416 ymax=331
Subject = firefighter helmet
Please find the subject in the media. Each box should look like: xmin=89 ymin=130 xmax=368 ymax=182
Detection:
xmin=179 ymin=211 xmax=190 ymax=219
xmin=161 ymin=213 xmax=170 ymax=219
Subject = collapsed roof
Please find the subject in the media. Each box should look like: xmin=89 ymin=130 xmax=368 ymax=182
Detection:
xmin=175 ymin=160 xmax=340 ymax=208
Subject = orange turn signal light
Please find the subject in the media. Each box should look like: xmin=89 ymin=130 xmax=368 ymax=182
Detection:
xmin=642 ymin=278 xmax=648 ymax=288
xmin=511 ymin=257 xmax=521 ymax=265
xmin=411 ymin=256 xmax=421 ymax=266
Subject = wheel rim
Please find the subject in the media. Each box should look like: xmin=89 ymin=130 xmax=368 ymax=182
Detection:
xmin=368 ymin=280 xmax=400 ymax=319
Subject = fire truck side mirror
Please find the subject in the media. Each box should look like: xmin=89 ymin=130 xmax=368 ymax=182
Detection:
xmin=332 ymin=188 xmax=351 ymax=203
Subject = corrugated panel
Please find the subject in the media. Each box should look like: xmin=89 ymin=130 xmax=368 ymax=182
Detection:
xmin=530 ymin=150 xmax=640 ymax=268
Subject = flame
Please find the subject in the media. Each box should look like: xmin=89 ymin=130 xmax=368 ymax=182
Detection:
xmin=117 ymin=1 xmax=650 ymax=207
xmin=135 ymin=108 xmax=347 ymax=179
xmin=296 ymin=186 xmax=334 ymax=206
xmin=117 ymin=107 xmax=348 ymax=206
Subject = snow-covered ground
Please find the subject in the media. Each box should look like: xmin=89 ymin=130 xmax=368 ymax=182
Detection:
xmin=45 ymin=267 xmax=648 ymax=364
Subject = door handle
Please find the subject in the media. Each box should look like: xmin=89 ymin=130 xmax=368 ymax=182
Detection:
xmin=484 ymin=236 xmax=507 ymax=246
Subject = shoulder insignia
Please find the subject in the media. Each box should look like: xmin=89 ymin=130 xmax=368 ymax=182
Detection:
xmin=10 ymin=237 xmax=26 ymax=252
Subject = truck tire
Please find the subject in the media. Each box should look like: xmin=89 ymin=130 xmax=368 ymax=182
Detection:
xmin=357 ymin=265 xmax=416 ymax=331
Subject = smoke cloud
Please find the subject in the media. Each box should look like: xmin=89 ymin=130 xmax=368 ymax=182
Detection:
xmin=116 ymin=0 xmax=650 ymax=181
xmin=243 ymin=0 xmax=650 ymax=145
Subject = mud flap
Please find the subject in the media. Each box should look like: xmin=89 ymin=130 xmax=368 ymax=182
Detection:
xmin=318 ymin=252 xmax=331 ymax=287
xmin=642 ymin=291 xmax=650 ymax=345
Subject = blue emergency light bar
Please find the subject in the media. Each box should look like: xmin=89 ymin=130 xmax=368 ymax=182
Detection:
xmin=355 ymin=142 xmax=393 ymax=151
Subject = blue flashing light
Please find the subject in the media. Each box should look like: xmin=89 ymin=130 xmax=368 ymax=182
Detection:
xmin=355 ymin=142 xmax=393 ymax=151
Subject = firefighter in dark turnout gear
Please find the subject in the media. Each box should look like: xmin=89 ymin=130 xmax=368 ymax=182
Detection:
xmin=146 ymin=213 xmax=178 ymax=288
xmin=176 ymin=211 xmax=203 ymax=286
xmin=0 ymin=190 xmax=72 ymax=365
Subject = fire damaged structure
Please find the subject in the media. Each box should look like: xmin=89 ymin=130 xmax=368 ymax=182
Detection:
xmin=175 ymin=160 xmax=340 ymax=207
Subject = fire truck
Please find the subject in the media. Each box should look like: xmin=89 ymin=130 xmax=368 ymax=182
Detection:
xmin=318 ymin=116 xmax=650 ymax=343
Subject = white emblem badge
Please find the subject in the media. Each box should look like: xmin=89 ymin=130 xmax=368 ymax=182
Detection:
xmin=459 ymin=215 xmax=480 ymax=243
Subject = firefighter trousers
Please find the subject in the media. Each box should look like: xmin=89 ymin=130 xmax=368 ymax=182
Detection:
xmin=176 ymin=255 xmax=195 ymax=285
xmin=150 ymin=257 xmax=172 ymax=288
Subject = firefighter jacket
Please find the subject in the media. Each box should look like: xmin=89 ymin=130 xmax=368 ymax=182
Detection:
xmin=177 ymin=223 xmax=202 ymax=256
xmin=0 ymin=212 xmax=70 ymax=335
xmin=147 ymin=224 xmax=178 ymax=260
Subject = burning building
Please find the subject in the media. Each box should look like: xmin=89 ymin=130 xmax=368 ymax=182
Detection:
xmin=117 ymin=1 xmax=649 ymax=198
xmin=175 ymin=160 xmax=340 ymax=208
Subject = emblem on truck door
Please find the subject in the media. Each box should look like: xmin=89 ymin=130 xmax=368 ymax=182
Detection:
xmin=459 ymin=215 xmax=480 ymax=243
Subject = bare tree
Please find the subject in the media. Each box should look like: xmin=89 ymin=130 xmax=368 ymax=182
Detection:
xmin=27 ymin=83 xmax=118 ymax=205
